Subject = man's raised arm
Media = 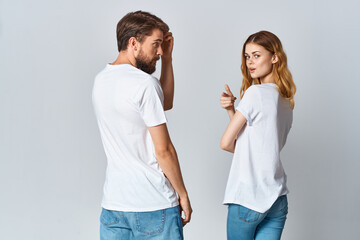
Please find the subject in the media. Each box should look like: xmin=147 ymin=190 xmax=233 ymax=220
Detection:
xmin=160 ymin=32 xmax=174 ymax=111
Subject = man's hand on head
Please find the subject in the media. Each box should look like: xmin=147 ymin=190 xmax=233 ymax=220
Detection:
xmin=161 ymin=32 xmax=174 ymax=61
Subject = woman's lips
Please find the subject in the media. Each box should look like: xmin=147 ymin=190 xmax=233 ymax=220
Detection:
xmin=249 ymin=68 xmax=256 ymax=73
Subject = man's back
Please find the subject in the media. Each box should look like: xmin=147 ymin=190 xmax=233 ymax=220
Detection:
xmin=92 ymin=63 xmax=178 ymax=212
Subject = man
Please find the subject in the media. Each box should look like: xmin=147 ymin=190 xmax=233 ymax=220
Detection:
xmin=92 ymin=11 xmax=192 ymax=240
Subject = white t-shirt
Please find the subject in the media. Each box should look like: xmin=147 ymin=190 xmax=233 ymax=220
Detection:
xmin=92 ymin=64 xmax=178 ymax=212
xmin=223 ymin=83 xmax=293 ymax=213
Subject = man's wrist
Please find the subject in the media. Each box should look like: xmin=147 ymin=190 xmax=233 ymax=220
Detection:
xmin=177 ymin=190 xmax=188 ymax=199
xmin=161 ymin=56 xmax=173 ymax=63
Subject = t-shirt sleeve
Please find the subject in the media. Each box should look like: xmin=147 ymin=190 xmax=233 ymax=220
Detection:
xmin=138 ymin=76 xmax=167 ymax=127
xmin=236 ymin=86 xmax=261 ymax=126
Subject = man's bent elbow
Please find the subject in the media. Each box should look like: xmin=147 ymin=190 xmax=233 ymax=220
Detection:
xmin=155 ymin=146 xmax=175 ymax=159
xmin=164 ymin=104 xmax=173 ymax=111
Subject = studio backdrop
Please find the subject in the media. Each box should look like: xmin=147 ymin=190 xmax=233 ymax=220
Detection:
xmin=0 ymin=0 xmax=359 ymax=239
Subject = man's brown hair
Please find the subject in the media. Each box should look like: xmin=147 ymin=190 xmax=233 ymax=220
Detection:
xmin=116 ymin=11 xmax=169 ymax=52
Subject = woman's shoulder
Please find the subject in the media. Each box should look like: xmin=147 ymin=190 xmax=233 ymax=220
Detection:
xmin=243 ymin=84 xmax=279 ymax=103
xmin=247 ymin=83 xmax=278 ymax=94
xmin=244 ymin=84 xmax=261 ymax=96
xmin=245 ymin=84 xmax=260 ymax=92
xmin=241 ymin=85 xmax=262 ymax=103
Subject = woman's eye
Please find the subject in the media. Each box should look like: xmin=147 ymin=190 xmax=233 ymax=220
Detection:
xmin=153 ymin=43 xmax=159 ymax=47
xmin=245 ymin=56 xmax=250 ymax=60
xmin=254 ymin=55 xmax=260 ymax=58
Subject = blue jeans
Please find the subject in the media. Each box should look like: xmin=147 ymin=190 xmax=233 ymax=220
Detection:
xmin=100 ymin=206 xmax=183 ymax=240
xmin=227 ymin=195 xmax=288 ymax=240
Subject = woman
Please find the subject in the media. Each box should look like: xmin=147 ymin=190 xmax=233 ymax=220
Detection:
xmin=220 ymin=31 xmax=296 ymax=240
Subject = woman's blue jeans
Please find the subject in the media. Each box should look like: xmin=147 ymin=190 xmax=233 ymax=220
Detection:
xmin=227 ymin=195 xmax=288 ymax=240
xmin=100 ymin=206 xmax=183 ymax=240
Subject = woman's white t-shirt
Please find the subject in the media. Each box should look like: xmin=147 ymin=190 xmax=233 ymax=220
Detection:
xmin=223 ymin=83 xmax=293 ymax=213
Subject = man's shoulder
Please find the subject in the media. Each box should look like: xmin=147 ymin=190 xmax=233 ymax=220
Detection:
xmin=95 ymin=64 xmax=156 ymax=83
xmin=94 ymin=64 xmax=163 ymax=95
xmin=119 ymin=65 xmax=159 ymax=86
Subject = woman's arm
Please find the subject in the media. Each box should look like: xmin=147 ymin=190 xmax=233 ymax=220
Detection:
xmin=220 ymin=110 xmax=247 ymax=153
xmin=226 ymin=108 xmax=235 ymax=120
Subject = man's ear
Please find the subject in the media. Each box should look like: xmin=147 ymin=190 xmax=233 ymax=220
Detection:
xmin=272 ymin=53 xmax=278 ymax=64
xmin=128 ymin=37 xmax=139 ymax=51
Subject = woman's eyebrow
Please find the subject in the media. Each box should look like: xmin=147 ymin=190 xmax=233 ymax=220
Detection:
xmin=245 ymin=51 xmax=261 ymax=55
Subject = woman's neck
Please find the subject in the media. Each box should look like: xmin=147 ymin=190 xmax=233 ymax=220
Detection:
xmin=260 ymin=72 xmax=275 ymax=84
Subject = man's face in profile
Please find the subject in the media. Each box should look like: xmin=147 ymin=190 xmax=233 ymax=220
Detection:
xmin=135 ymin=28 xmax=164 ymax=74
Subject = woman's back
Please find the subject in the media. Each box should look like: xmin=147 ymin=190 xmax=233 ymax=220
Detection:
xmin=223 ymin=83 xmax=293 ymax=213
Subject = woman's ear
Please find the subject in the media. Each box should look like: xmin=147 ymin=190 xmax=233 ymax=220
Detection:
xmin=272 ymin=53 xmax=278 ymax=64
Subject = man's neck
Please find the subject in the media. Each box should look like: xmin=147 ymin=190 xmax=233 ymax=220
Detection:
xmin=111 ymin=51 xmax=136 ymax=67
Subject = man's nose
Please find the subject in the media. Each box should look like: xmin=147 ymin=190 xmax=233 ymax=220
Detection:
xmin=157 ymin=46 xmax=163 ymax=56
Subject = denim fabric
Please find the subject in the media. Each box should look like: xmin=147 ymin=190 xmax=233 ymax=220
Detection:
xmin=227 ymin=195 xmax=288 ymax=240
xmin=100 ymin=206 xmax=183 ymax=240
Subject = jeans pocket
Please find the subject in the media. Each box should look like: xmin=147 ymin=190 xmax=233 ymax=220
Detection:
xmin=237 ymin=205 xmax=261 ymax=223
xmin=100 ymin=208 xmax=120 ymax=226
xmin=136 ymin=209 xmax=165 ymax=235
xmin=280 ymin=196 xmax=288 ymax=215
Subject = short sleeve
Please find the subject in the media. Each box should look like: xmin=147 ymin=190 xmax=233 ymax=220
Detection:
xmin=236 ymin=86 xmax=261 ymax=126
xmin=137 ymin=77 xmax=167 ymax=127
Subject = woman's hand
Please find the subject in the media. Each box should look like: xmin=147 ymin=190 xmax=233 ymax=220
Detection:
xmin=220 ymin=84 xmax=237 ymax=111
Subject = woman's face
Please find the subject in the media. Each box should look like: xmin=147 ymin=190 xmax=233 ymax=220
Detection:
xmin=244 ymin=43 xmax=276 ymax=81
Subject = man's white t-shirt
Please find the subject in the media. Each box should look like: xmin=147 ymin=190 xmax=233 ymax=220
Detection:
xmin=92 ymin=64 xmax=178 ymax=212
xmin=223 ymin=83 xmax=293 ymax=213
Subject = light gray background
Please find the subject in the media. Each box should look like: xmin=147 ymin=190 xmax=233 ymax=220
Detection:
xmin=1 ymin=0 xmax=359 ymax=239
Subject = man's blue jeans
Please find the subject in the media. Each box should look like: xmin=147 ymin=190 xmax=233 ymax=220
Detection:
xmin=100 ymin=206 xmax=183 ymax=240
xmin=227 ymin=195 xmax=288 ymax=240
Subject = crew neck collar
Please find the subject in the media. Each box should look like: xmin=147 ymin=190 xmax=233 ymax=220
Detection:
xmin=107 ymin=63 xmax=135 ymax=68
xmin=260 ymin=82 xmax=277 ymax=86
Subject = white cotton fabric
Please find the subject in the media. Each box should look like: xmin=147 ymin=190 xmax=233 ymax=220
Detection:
xmin=92 ymin=64 xmax=178 ymax=212
xmin=223 ymin=83 xmax=293 ymax=213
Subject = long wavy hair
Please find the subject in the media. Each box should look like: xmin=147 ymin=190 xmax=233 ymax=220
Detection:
xmin=240 ymin=31 xmax=296 ymax=109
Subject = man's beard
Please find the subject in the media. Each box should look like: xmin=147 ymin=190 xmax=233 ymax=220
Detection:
xmin=135 ymin=49 xmax=159 ymax=74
